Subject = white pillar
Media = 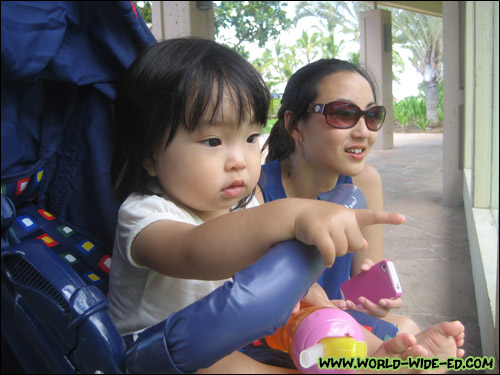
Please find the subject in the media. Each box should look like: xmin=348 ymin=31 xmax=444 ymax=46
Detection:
xmin=442 ymin=1 xmax=464 ymax=206
xmin=359 ymin=9 xmax=394 ymax=150
xmin=152 ymin=1 xmax=214 ymax=41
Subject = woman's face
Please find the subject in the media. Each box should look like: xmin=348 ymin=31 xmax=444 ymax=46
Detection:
xmin=293 ymin=71 xmax=379 ymax=178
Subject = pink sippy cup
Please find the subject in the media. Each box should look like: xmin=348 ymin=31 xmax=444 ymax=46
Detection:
xmin=264 ymin=306 xmax=366 ymax=374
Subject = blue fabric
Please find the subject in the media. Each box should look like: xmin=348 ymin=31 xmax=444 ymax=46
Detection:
xmin=1 ymin=1 xmax=156 ymax=250
xmin=259 ymin=160 xmax=354 ymax=300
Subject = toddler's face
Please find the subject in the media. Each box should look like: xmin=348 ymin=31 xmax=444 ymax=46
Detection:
xmin=144 ymin=94 xmax=262 ymax=221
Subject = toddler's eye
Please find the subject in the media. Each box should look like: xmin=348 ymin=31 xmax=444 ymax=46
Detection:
xmin=203 ymin=138 xmax=221 ymax=147
xmin=247 ymin=134 xmax=260 ymax=143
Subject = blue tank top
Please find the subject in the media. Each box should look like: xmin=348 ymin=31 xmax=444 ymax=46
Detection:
xmin=259 ymin=160 xmax=354 ymax=300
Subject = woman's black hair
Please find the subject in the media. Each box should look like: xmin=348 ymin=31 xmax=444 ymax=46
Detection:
xmin=111 ymin=38 xmax=270 ymax=203
xmin=264 ymin=59 xmax=379 ymax=163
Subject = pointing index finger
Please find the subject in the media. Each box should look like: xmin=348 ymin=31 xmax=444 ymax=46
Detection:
xmin=354 ymin=209 xmax=406 ymax=227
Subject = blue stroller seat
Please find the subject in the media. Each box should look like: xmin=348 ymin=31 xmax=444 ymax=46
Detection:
xmin=1 ymin=2 xmax=368 ymax=373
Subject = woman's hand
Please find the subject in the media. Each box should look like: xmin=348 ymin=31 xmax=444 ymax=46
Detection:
xmin=345 ymin=258 xmax=403 ymax=318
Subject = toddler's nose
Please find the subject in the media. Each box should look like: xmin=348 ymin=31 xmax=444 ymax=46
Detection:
xmin=225 ymin=147 xmax=247 ymax=171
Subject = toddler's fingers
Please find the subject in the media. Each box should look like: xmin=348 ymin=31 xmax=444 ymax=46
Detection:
xmin=344 ymin=221 xmax=368 ymax=252
xmin=355 ymin=209 xmax=405 ymax=227
xmin=331 ymin=299 xmax=346 ymax=309
xmin=314 ymin=235 xmax=337 ymax=267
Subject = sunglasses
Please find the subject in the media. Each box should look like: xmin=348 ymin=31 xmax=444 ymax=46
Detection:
xmin=307 ymin=101 xmax=386 ymax=131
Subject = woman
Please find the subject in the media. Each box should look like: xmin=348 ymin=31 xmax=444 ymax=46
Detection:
xmin=261 ymin=58 xmax=418 ymax=333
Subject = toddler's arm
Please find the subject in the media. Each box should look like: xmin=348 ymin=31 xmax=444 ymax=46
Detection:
xmin=132 ymin=198 xmax=405 ymax=280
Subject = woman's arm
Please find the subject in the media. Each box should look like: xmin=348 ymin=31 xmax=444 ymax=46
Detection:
xmin=351 ymin=164 xmax=404 ymax=316
xmin=132 ymin=197 xmax=404 ymax=280
xmin=351 ymin=163 xmax=385 ymax=277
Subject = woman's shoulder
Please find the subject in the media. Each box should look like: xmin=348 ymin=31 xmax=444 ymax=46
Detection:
xmin=352 ymin=164 xmax=383 ymax=208
xmin=261 ymin=159 xmax=280 ymax=178
xmin=352 ymin=163 xmax=381 ymax=186
xmin=259 ymin=159 xmax=288 ymax=202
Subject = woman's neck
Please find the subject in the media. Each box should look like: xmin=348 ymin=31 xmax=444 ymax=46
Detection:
xmin=280 ymin=156 xmax=339 ymax=200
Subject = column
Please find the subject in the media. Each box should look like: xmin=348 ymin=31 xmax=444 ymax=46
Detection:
xmin=359 ymin=9 xmax=394 ymax=150
xmin=442 ymin=1 xmax=464 ymax=206
xmin=152 ymin=1 xmax=214 ymax=41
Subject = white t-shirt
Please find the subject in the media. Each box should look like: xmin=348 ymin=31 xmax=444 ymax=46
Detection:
xmin=108 ymin=189 xmax=259 ymax=335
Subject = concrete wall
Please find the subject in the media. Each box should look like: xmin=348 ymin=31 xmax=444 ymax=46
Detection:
xmin=461 ymin=1 xmax=499 ymax=371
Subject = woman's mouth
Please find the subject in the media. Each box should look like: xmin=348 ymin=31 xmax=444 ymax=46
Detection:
xmin=345 ymin=147 xmax=366 ymax=160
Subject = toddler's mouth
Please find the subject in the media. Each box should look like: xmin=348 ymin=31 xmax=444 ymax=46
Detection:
xmin=221 ymin=180 xmax=245 ymax=197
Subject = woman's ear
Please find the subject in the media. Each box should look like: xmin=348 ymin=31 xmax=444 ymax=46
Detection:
xmin=284 ymin=110 xmax=303 ymax=143
xmin=143 ymin=156 xmax=157 ymax=177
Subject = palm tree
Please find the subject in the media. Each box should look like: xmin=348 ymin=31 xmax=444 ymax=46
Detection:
xmin=295 ymin=30 xmax=321 ymax=64
xmin=250 ymin=41 xmax=299 ymax=94
xmin=318 ymin=32 xmax=345 ymax=60
xmin=295 ymin=2 xmax=442 ymax=127
xmin=391 ymin=9 xmax=442 ymax=127
xmin=295 ymin=1 xmax=370 ymax=43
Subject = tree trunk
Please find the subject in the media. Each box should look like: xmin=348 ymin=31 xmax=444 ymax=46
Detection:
xmin=424 ymin=80 xmax=440 ymax=128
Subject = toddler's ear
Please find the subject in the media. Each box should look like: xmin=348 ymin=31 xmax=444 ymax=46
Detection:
xmin=143 ymin=157 xmax=157 ymax=177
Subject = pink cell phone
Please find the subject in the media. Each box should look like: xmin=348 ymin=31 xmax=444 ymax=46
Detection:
xmin=340 ymin=260 xmax=403 ymax=305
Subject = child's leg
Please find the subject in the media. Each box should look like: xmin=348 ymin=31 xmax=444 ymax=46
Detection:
xmin=362 ymin=325 xmax=425 ymax=358
xmin=359 ymin=327 xmax=427 ymax=374
xmin=382 ymin=312 xmax=421 ymax=336
xmin=196 ymin=350 xmax=299 ymax=374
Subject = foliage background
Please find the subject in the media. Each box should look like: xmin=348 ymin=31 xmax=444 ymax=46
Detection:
xmin=135 ymin=1 xmax=443 ymax=132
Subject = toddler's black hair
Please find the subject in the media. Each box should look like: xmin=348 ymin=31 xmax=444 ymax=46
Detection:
xmin=111 ymin=38 xmax=270 ymax=202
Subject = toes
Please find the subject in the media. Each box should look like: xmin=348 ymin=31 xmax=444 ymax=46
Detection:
xmin=439 ymin=321 xmax=464 ymax=338
xmin=383 ymin=333 xmax=417 ymax=355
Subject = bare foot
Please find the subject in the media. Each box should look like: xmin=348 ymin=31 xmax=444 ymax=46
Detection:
xmin=415 ymin=321 xmax=465 ymax=359
xmin=411 ymin=321 xmax=465 ymax=374
xmin=373 ymin=333 xmax=427 ymax=359
xmin=357 ymin=333 xmax=428 ymax=374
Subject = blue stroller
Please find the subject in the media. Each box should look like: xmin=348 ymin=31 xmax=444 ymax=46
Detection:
xmin=1 ymin=2 xmax=367 ymax=373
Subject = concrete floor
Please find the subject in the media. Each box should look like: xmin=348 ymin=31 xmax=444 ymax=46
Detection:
xmin=367 ymin=132 xmax=483 ymax=371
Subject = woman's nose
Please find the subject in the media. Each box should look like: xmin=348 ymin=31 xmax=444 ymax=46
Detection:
xmin=352 ymin=116 xmax=371 ymax=138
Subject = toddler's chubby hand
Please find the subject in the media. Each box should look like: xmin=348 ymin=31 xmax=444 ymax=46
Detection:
xmin=292 ymin=201 xmax=405 ymax=268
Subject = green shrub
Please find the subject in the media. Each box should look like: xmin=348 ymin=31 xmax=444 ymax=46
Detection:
xmin=393 ymin=95 xmax=428 ymax=131
xmin=262 ymin=118 xmax=277 ymax=134
xmin=269 ymin=97 xmax=281 ymax=119
xmin=393 ymin=82 xmax=443 ymax=131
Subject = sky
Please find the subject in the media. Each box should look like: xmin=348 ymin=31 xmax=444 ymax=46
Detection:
xmin=217 ymin=2 xmax=422 ymax=100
